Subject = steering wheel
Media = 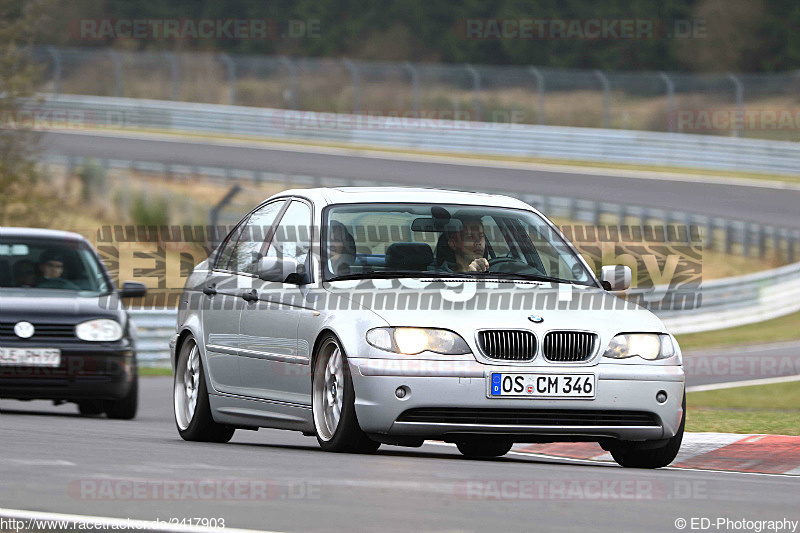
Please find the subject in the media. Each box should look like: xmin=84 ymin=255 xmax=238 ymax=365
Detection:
xmin=487 ymin=255 xmax=529 ymax=272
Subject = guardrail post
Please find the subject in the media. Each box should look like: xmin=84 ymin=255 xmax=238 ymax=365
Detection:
xmin=742 ymin=223 xmax=752 ymax=257
xmin=342 ymin=59 xmax=360 ymax=114
xmin=279 ymin=56 xmax=298 ymax=110
xmin=403 ymin=62 xmax=420 ymax=113
xmin=107 ymin=50 xmax=122 ymax=97
xmin=617 ymin=204 xmax=626 ymax=226
xmin=724 ymin=221 xmax=733 ymax=254
xmin=46 ymin=46 xmax=61 ymax=95
xmin=727 ymin=73 xmax=744 ymax=138
xmin=219 ymin=53 xmax=236 ymax=105
xmin=528 ymin=67 xmax=546 ymax=125
xmin=705 ymin=218 xmax=714 ymax=250
xmin=464 ymin=64 xmax=481 ymax=121
xmin=789 ymin=232 xmax=797 ymax=263
xmin=757 ymin=225 xmax=766 ymax=258
xmin=658 ymin=72 xmax=675 ymax=132
xmin=592 ymin=201 xmax=601 ymax=226
xmin=163 ymin=52 xmax=179 ymax=101
xmin=594 ymin=69 xmax=610 ymax=129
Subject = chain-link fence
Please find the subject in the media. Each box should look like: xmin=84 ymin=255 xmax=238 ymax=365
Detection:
xmin=31 ymin=46 xmax=800 ymax=141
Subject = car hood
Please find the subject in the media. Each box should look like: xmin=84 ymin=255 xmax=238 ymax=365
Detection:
xmin=0 ymin=289 xmax=125 ymax=324
xmin=323 ymin=279 xmax=666 ymax=336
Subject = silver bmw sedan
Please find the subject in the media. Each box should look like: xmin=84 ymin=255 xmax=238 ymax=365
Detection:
xmin=171 ymin=187 xmax=685 ymax=468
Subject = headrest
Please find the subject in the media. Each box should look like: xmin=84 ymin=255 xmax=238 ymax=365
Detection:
xmin=385 ymin=243 xmax=434 ymax=271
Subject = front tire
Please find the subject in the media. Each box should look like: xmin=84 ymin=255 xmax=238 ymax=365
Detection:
xmin=312 ymin=334 xmax=380 ymax=454
xmin=104 ymin=378 xmax=138 ymax=420
xmin=174 ymin=337 xmax=235 ymax=443
xmin=610 ymin=393 xmax=685 ymax=469
xmin=456 ymin=438 xmax=513 ymax=458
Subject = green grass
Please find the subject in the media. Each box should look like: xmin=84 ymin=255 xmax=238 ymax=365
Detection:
xmin=139 ymin=366 xmax=172 ymax=376
xmin=687 ymin=381 xmax=800 ymax=435
xmin=675 ymin=310 xmax=800 ymax=352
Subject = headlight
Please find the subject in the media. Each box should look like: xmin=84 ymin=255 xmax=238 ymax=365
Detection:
xmin=76 ymin=319 xmax=123 ymax=342
xmin=603 ymin=333 xmax=675 ymax=360
xmin=366 ymin=327 xmax=471 ymax=355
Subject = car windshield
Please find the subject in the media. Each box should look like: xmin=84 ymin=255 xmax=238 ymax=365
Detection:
xmin=0 ymin=238 xmax=112 ymax=294
xmin=323 ymin=203 xmax=596 ymax=285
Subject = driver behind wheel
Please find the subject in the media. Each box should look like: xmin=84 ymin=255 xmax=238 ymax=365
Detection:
xmin=444 ymin=216 xmax=488 ymax=272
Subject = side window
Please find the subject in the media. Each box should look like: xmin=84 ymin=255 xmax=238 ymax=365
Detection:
xmin=270 ymin=201 xmax=312 ymax=276
xmin=230 ymin=200 xmax=286 ymax=275
xmin=215 ymin=219 xmax=248 ymax=271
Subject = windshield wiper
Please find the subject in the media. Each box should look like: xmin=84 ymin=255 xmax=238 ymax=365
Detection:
xmin=467 ymin=271 xmax=589 ymax=285
xmin=326 ymin=271 xmax=459 ymax=282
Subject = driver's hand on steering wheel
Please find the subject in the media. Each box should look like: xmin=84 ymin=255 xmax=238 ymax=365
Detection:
xmin=468 ymin=258 xmax=489 ymax=272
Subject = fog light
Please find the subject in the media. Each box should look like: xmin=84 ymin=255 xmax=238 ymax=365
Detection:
xmin=656 ymin=390 xmax=668 ymax=404
xmin=395 ymin=387 xmax=407 ymax=399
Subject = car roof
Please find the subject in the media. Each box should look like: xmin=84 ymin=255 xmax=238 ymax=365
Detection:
xmin=0 ymin=227 xmax=88 ymax=242
xmin=269 ymin=187 xmax=532 ymax=210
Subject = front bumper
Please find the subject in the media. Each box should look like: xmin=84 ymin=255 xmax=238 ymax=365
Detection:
xmin=0 ymin=341 xmax=136 ymax=401
xmin=349 ymin=359 xmax=684 ymax=442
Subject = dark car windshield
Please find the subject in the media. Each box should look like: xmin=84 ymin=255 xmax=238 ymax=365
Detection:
xmin=0 ymin=238 xmax=112 ymax=294
xmin=323 ymin=203 xmax=597 ymax=286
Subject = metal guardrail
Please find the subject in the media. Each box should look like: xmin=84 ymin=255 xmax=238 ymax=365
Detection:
xmin=31 ymin=94 xmax=800 ymax=176
xmin=31 ymin=47 xmax=800 ymax=141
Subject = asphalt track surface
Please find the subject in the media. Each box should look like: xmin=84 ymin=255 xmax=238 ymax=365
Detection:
xmin=41 ymin=131 xmax=800 ymax=230
xmin=1 ymin=377 xmax=799 ymax=533
xmin=684 ymin=341 xmax=800 ymax=388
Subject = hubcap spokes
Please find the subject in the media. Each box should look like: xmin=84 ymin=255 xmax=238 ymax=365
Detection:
xmin=322 ymin=347 xmax=344 ymax=437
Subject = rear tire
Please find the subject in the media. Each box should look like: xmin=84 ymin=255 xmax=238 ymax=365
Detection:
xmin=174 ymin=337 xmax=235 ymax=443
xmin=610 ymin=393 xmax=685 ymax=469
xmin=312 ymin=334 xmax=380 ymax=454
xmin=104 ymin=377 xmax=138 ymax=420
xmin=456 ymin=438 xmax=513 ymax=458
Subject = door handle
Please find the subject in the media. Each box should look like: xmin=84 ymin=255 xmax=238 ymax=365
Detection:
xmin=241 ymin=289 xmax=259 ymax=302
xmin=202 ymin=285 xmax=217 ymax=296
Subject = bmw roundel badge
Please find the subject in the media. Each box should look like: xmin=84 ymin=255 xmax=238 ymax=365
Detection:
xmin=528 ymin=315 xmax=544 ymax=324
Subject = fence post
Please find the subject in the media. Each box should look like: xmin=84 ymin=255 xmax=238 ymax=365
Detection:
xmin=704 ymin=217 xmax=714 ymax=250
xmin=658 ymin=72 xmax=675 ymax=132
xmin=724 ymin=221 xmax=734 ymax=254
xmin=46 ymin=46 xmax=61 ymax=95
xmin=528 ymin=67 xmax=546 ymax=125
xmin=342 ymin=59 xmax=360 ymax=114
xmin=279 ymin=56 xmax=298 ymax=110
xmin=219 ymin=53 xmax=236 ymax=105
xmin=163 ymin=52 xmax=179 ymax=101
xmin=403 ymin=61 xmax=420 ymax=113
xmin=726 ymin=73 xmax=744 ymax=138
xmin=594 ymin=69 xmax=610 ymax=129
xmin=742 ymin=223 xmax=751 ymax=257
xmin=106 ymin=50 xmax=122 ymax=97
xmin=789 ymin=232 xmax=797 ymax=263
xmin=757 ymin=224 xmax=766 ymax=258
xmin=209 ymin=184 xmax=242 ymax=246
xmin=464 ymin=63 xmax=481 ymax=121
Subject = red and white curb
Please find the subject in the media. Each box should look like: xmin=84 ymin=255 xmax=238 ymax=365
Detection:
xmin=513 ymin=433 xmax=800 ymax=475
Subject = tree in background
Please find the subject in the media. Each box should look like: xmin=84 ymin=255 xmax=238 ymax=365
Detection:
xmin=0 ymin=0 xmax=59 ymax=227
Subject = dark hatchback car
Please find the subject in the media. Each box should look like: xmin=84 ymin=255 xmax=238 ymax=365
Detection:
xmin=0 ymin=227 xmax=146 ymax=418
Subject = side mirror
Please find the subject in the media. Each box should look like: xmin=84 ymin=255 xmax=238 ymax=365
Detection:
xmin=600 ymin=265 xmax=632 ymax=291
xmin=120 ymin=281 xmax=147 ymax=298
xmin=258 ymin=255 xmax=300 ymax=284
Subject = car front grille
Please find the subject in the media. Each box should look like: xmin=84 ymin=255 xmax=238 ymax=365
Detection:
xmin=543 ymin=331 xmax=597 ymax=362
xmin=0 ymin=322 xmax=75 ymax=340
xmin=477 ymin=330 xmax=537 ymax=361
xmin=396 ymin=408 xmax=659 ymax=427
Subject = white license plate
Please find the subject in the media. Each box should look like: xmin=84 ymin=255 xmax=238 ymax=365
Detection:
xmin=489 ymin=373 xmax=595 ymax=398
xmin=0 ymin=347 xmax=61 ymax=367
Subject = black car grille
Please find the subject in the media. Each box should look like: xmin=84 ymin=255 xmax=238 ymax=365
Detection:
xmin=396 ymin=408 xmax=659 ymax=427
xmin=477 ymin=330 xmax=537 ymax=361
xmin=543 ymin=332 xmax=597 ymax=362
xmin=0 ymin=322 xmax=75 ymax=340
